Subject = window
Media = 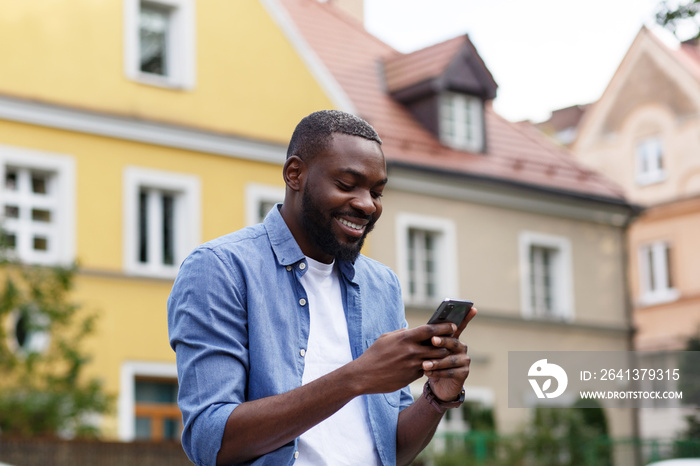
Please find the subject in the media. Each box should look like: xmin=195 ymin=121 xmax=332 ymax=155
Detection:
xmin=134 ymin=377 xmax=181 ymax=441
xmin=245 ymin=183 xmax=285 ymax=226
xmin=6 ymin=308 xmax=51 ymax=355
xmin=124 ymin=0 xmax=195 ymax=89
xmin=519 ymin=232 xmax=573 ymax=320
xmin=396 ymin=214 xmax=457 ymax=306
xmin=407 ymin=229 xmax=438 ymax=302
xmin=439 ymin=92 xmax=484 ymax=152
xmin=635 ymin=137 xmax=665 ymax=185
xmin=119 ymin=361 xmax=180 ymax=441
xmin=638 ymin=241 xmax=678 ymax=306
xmin=123 ymin=167 xmax=200 ymax=278
xmin=0 ymin=145 xmax=75 ymax=265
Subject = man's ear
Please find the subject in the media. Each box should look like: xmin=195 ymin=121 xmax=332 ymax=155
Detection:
xmin=283 ymin=155 xmax=305 ymax=192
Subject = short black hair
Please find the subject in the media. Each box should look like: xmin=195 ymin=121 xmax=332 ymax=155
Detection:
xmin=286 ymin=110 xmax=382 ymax=161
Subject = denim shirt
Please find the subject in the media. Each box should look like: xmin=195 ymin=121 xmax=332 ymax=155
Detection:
xmin=167 ymin=206 xmax=413 ymax=466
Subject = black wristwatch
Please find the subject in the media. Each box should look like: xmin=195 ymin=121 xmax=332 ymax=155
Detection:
xmin=422 ymin=381 xmax=465 ymax=414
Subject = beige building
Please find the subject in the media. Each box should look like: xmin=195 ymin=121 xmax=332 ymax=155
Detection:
xmin=574 ymin=26 xmax=700 ymax=439
xmin=276 ymin=0 xmax=639 ymax=444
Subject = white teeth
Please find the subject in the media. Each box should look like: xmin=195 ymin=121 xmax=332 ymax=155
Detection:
xmin=339 ymin=218 xmax=363 ymax=230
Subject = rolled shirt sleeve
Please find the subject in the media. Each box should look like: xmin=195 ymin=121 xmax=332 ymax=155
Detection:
xmin=168 ymin=246 xmax=249 ymax=465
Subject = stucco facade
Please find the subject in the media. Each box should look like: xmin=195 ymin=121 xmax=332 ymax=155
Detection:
xmin=0 ymin=0 xmax=335 ymax=440
xmin=573 ymin=27 xmax=700 ymax=440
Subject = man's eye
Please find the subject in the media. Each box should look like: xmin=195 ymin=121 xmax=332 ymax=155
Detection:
xmin=337 ymin=182 xmax=353 ymax=191
xmin=371 ymin=191 xmax=383 ymax=199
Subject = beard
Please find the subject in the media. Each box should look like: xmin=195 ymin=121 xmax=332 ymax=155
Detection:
xmin=300 ymin=187 xmax=375 ymax=262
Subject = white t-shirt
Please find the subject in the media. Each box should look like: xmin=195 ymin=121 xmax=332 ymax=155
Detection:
xmin=295 ymin=257 xmax=381 ymax=465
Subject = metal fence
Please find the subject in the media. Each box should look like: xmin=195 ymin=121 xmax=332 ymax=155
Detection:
xmin=0 ymin=438 xmax=191 ymax=466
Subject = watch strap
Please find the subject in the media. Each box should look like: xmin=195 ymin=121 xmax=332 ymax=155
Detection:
xmin=422 ymin=381 xmax=465 ymax=414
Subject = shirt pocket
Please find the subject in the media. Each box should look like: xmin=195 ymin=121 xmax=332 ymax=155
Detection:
xmin=363 ymin=337 xmax=405 ymax=408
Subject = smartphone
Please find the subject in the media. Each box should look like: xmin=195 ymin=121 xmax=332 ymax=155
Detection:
xmin=427 ymin=298 xmax=474 ymax=326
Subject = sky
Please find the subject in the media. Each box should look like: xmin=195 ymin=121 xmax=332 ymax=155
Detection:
xmin=363 ymin=0 xmax=679 ymax=123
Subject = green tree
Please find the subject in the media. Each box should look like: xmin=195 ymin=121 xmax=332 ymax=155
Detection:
xmin=656 ymin=0 xmax=700 ymax=40
xmin=499 ymin=404 xmax=611 ymax=466
xmin=0 ymin=252 xmax=112 ymax=438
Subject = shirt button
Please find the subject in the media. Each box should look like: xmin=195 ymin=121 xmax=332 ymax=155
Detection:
xmin=294 ymin=451 xmax=300 ymax=459
xmin=300 ymin=349 xmax=306 ymax=357
xmin=299 ymin=262 xmax=306 ymax=270
xmin=299 ymin=298 xmax=307 ymax=306
xmin=286 ymin=265 xmax=292 ymax=272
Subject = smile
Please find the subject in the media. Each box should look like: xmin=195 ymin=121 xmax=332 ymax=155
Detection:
xmin=338 ymin=217 xmax=364 ymax=231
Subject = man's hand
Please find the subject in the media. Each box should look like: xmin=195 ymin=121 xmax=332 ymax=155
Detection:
xmin=349 ymin=323 xmax=459 ymax=395
xmin=421 ymin=306 xmax=477 ymax=402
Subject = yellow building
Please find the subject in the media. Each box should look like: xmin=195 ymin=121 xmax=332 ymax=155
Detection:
xmin=0 ymin=0 xmax=342 ymax=440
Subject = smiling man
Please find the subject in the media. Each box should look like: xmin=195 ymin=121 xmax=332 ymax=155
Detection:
xmin=167 ymin=110 xmax=476 ymax=466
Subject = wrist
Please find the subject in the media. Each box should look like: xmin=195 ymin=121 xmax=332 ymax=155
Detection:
xmin=422 ymin=381 xmax=465 ymax=414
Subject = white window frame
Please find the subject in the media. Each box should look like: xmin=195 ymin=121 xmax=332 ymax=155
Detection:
xmin=118 ymin=360 xmax=178 ymax=441
xmin=123 ymin=166 xmax=200 ymax=278
xmin=123 ymin=0 xmax=196 ymax=90
xmin=439 ymin=91 xmax=484 ymax=152
xmin=0 ymin=145 xmax=75 ymax=266
xmin=635 ymin=137 xmax=666 ymax=186
xmin=396 ymin=213 xmax=457 ymax=306
xmin=519 ymin=231 xmax=574 ymax=321
xmin=245 ymin=183 xmax=285 ymax=226
xmin=638 ymin=241 xmax=679 ymax=306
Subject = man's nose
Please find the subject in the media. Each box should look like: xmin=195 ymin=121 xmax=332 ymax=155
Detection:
xmin=350 ymin=189 xmax=377 ymax=216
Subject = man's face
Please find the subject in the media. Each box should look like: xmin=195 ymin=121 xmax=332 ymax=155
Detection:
xmin=299 ymin=133 xmax=387 ymax=263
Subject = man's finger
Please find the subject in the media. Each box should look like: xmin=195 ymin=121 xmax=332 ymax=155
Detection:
xmin=408 ymin=323 xmax=456 ymax=342
xmin=453 ymin=307 xmax=477 ymax=339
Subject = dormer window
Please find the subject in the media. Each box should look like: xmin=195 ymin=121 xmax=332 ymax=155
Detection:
xmin=439 ymin=92 xmax=484 ymax=152
xmin=635 ymin=137 xmax=665 ymax=186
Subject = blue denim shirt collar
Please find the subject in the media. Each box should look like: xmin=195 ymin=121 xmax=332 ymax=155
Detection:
xmin=264 ymin=204 xmax=356 ymax=282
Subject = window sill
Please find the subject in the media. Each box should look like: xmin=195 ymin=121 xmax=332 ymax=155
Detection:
xmin=636 ymin=172 xmax=667 ymax=187
xmin=638 ymin=289 xmax=680 ymax=307
xmin=522 ymin=312 xmax=573 ymax=323
xmin=124 ymin=265 xmax=180 ymax=280
xmin=128 ymin=72 xmax=191 ymax=91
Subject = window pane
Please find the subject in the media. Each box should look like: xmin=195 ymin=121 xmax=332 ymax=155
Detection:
xmin=530 ymin=246 xmax=556 ymax=316
xmin=33 ymin=236 xmax=48 ymax=251
xmin=5 ymin=205 xmax=19 ymax=219
xmin=2 ymin=232 xmax=16 ymax=249
xmin=647 ymin=247 xmax=655 ymax=292
xmin=31 ymin=209 xmax=52 ymax=223
xmin=31 ymin=173 xmax=49 ymax=194
xmin=140 ymin=4 xmax=169 ymax=76
xmin=15 ymin=312 xmax=29 ymax=348
xmin=258 ymin=201 xmax=277 ymax=223
xmin=5 ymin=169 xmax=18 ymax=191
xmin=139 ymin=190 xmax=149 ymax=263
xmin=162 ymin=194 xmax=175 ymax=266
xmin=135 ymin=417 xmax=152 ymax=440
xmin=135 ymin=379 xmax=178 ymax=404
xmin=407 ymin=229 xmax=416 ymax=295
xmin=163 ymin=419 xmax=180 ymax=441
xmin=664 ymin=245 xmax=673 ymax=289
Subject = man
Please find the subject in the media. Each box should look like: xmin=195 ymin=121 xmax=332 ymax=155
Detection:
xmin=168 ymin=110 xmax=477 ymax=465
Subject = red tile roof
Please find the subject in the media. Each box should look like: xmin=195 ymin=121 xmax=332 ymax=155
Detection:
xmin=383 ymin=36 xmax=463 ymax=93
xmin=277 ymin=0 xmax=626 ymax=201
